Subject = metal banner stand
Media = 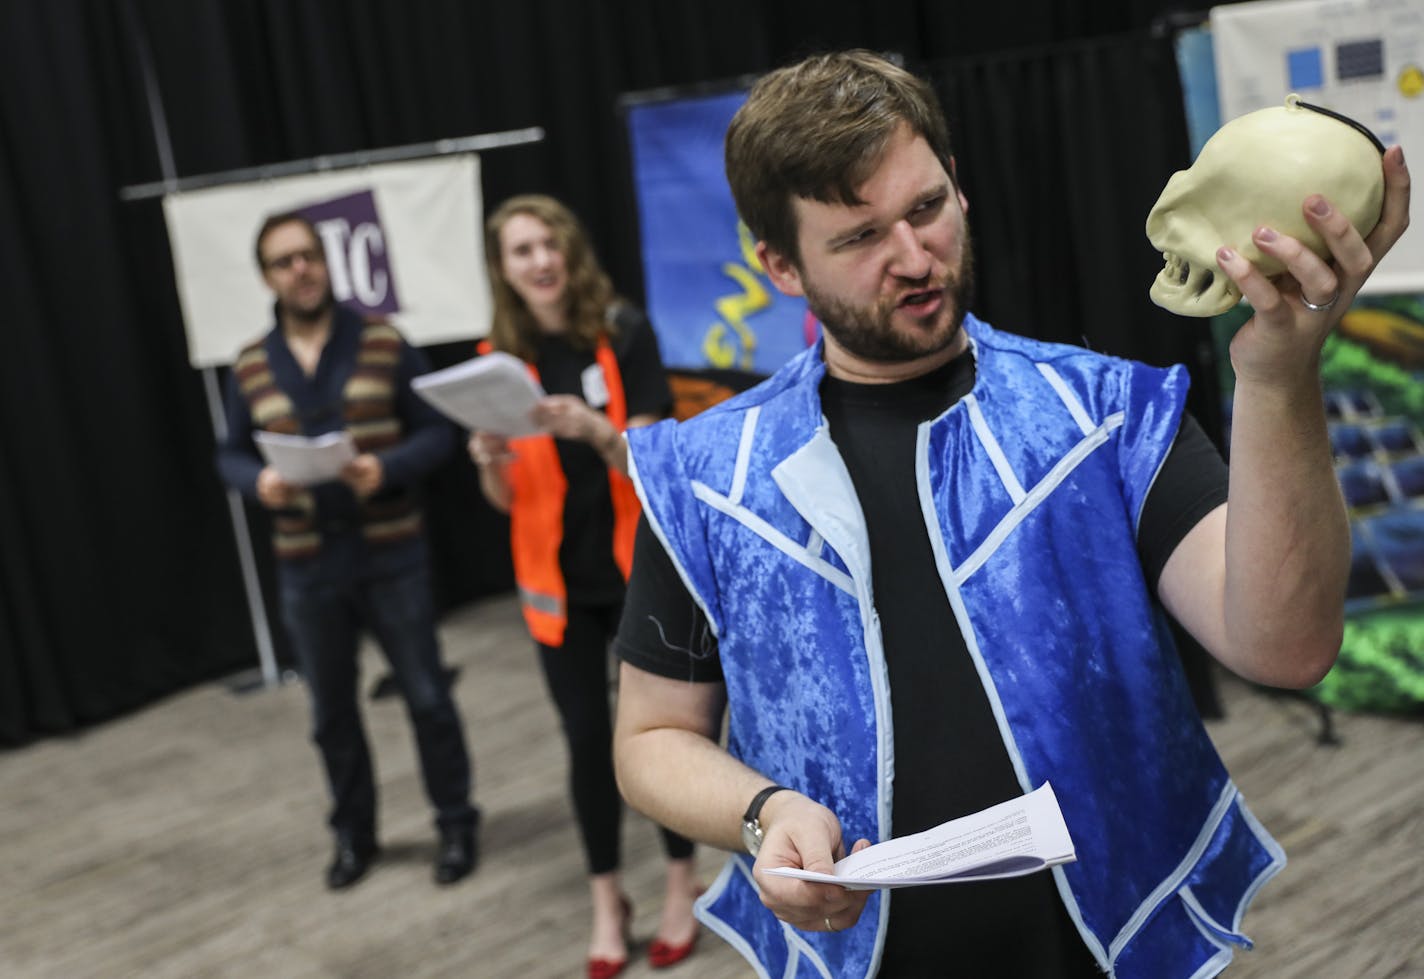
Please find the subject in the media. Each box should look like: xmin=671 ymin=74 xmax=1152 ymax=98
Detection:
xmin=203 ymin=368 xmax=284 ymax=693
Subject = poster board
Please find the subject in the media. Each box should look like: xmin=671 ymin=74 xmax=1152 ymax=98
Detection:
xmin=164 ymin=154 xmax=491 ymax=366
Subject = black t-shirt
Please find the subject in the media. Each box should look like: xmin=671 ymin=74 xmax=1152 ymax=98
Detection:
xmin=613 ymin=347 xmax=1228 ymax=977
xmin=534 ymin=304 xmax=671 ymax=608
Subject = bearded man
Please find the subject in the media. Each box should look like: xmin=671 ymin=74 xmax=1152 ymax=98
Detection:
xmin=217 ymin=213 xmax=479 ymax=891
xmin=611 ymin=50 xmax=1410 ymax=978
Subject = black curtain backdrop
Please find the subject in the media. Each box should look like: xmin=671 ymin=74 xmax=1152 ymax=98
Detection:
xmin=1 ymin=0 xmax=1225 ymax=745
xmin=933 ymin=35 xmax=1223 ymax=432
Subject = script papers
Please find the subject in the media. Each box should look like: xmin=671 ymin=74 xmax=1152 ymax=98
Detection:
xmin=765 ymin=783 xmax=1075 ymax=890
xmin=253 ymin=431 xmax=357 ymax=486
xmin=412 ymin=352 xmax=545 ymax=438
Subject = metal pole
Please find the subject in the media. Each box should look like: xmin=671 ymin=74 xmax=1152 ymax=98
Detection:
xmin=121 ymin=0 xmax=283 ymax=689
xmin=118 ymin=128 xmax=545 ymax=202
xmin=204 ymin=368 xmax=281 ymax=688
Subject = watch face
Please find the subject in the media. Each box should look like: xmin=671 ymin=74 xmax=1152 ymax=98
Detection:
xmin=741 ymin=820 xmax=762 ymax=856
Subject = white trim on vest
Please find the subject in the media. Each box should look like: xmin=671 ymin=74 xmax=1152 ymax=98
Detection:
xmin=1179 ymin=887 xmax=1245 ymax=947
xmin=1037 ymin=362 xmax=1098 ymax=436
xmin=1234 ymin=799 xmax=1288 ymax=925
xmin=953 ymin=414 xmax=1125 ymax=586
xmin=729 ymin=405 xmax=760 ymax=506
xmin=694 ymin=857 xmax=773 ymax=979
xmin=965 ymin=392 xmax=1027 ymax=504
xmin=805 ymin=527 xmax=824 ymax=558
xmin=780 ymin=924 xmax=836 ymax=979
xmin=690 ymin=482 xmax=855 ymax=597
xmin=916 ymin=416 xmax=1113 ymax=972
xmin=628 ymin=448 xmax=722 ymax=638
xmin=1109 ymin=782 xmax=1240 ymax=962
xmin=772 ymin=426 xmax=896 ymax=973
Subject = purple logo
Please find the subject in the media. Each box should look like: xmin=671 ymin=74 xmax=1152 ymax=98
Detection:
xmin=297 ymin=190 xmax=400 ymax=315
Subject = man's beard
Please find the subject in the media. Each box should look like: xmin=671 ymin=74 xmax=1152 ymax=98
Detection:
xmin=282 ymin=288 xmax=334 ymax=324
xmin=806 ymin=233 xmax=976 ymax=364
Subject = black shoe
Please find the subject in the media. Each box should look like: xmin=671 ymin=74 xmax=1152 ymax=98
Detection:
xmin=433 ymin=827 xmax=478 ymax=885
xmin=326 ymin=838 xmax=378 ymax=890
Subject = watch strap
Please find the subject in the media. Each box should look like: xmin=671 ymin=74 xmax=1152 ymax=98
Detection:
xmin=743 ymin=784 xmax=792 ymax=823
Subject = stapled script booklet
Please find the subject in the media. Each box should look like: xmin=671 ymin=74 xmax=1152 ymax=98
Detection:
xmin=765 ymin=782 xmax=1076 ymax=890
xmin=411 ymin=351 xmax=546 ymax=438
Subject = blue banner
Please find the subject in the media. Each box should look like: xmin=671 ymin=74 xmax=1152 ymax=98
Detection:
xmin=626 ymin=91 xmax=815 ymax=373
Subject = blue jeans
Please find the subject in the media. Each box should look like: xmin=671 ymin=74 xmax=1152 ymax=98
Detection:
xmin=279 ymin=536 xmax=476 ymax=842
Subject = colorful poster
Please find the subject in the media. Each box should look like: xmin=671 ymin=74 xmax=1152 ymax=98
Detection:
xmin=1321 ymin=299 xmax=1424 ymax=711
xmin=625 ymin=91 xmax=815 ymax=374
xmin=163 ymin=154 xmax=490 ymax=367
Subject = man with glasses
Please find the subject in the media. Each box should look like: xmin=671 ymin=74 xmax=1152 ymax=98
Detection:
xmin=217 ymin=212 xmax=479 ymax=890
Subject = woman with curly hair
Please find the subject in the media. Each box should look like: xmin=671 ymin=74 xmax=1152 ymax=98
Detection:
xmin=470 ymin=195 xmax=700 ymax=978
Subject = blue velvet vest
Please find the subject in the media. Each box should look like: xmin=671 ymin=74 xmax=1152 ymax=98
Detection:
xmin=626 ymin=316 xmax=1284 ymax=979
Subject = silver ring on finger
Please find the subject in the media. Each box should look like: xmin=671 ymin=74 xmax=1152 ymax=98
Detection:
xmin=1301 ymin=289 xmax=1340 ymax=312
xmin=824 ymin=915 xmax=839 ymax=932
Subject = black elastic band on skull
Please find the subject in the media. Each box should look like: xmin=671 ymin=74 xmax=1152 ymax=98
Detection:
xmin=1294 ymin=99 xmax=1387 ymax=156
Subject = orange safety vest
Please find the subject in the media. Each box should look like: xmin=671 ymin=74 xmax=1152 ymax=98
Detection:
xmin=477 ymin=336 xmax=643 ymax=646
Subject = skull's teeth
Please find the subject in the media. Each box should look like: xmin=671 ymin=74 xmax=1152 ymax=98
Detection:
xmin=1162 ymin=253 xmax=1191 ymax=286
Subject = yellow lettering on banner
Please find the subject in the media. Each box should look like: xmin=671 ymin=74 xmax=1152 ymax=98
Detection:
xmin=714 ymin=264 xmax=767 ymax=368
xmin=702 ymin=222 xmax=771 ymax=370
xmin=702 ymin=323 xmax=736 ymax=367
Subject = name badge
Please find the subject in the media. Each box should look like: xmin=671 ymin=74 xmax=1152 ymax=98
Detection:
xmin=581 ymin=363 xmax=610 ymax=408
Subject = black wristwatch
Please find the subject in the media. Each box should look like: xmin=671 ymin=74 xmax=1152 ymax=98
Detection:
xmin=740 ymin=785 xmax=792 ymax=856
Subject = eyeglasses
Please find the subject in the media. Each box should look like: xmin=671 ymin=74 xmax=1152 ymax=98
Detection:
xmin=264 ymin=247 xmax=325 ymax=271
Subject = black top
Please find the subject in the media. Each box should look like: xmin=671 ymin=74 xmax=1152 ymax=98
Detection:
xmin=534 ymin=304 xmax=671 ymax=608
xmin=613 ymin=347 xmax=1228 ymax=977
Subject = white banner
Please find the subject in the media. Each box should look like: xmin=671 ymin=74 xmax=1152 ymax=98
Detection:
xmin=164 ymin=154 xmax=491 ymax=367
xmin=1212 ymin=0 xmax=1423 ymax=295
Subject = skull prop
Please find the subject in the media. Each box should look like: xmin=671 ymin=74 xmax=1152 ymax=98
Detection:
xmin=1146 ymin=96 xmax=1385 ymax=316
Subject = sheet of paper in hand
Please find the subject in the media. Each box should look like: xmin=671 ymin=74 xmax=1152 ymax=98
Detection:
xmin=411 ymin=351 xmax=546 ymax=437
xmin=764 ymin=782 xmax=1076 ymax=890
xmin=253 ymin=430 xmax=358 ymax=486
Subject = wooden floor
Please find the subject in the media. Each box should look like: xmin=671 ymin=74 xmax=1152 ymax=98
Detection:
xmin=2 ymin=592 xmax=1421 ymax=978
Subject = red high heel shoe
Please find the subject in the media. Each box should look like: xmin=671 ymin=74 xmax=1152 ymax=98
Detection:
xmin=587 ymin=895 xmax=633 ymax=979
xmin=648 ymin=886 xmax=704 ymax=969
xmin=647 ymin=930 xmax=698 ymax=969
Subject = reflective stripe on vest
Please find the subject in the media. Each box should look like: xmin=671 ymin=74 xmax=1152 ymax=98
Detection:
xmin=479 ymin=334 xmax=640 ymax=646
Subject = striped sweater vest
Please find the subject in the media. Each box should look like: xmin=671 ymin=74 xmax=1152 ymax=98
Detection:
xmin=234 ymin=320 xmax=421 ymax=560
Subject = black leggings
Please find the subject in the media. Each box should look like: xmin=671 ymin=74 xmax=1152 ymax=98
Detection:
xmin=538 ymin=601 xmax=695 ymax=875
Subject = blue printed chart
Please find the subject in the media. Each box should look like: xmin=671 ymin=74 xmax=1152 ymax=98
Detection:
xmin=1212 ymin=0 xmax=1424 ymax=295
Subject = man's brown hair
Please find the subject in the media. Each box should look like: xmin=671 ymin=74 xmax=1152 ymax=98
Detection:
xmin=253 ymin=211 xmax=320 ymax=270
xmin=724 ymin=50 xmax=955 ymax=265
xmin=484 ymin=194 xmax=619 ymax=361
